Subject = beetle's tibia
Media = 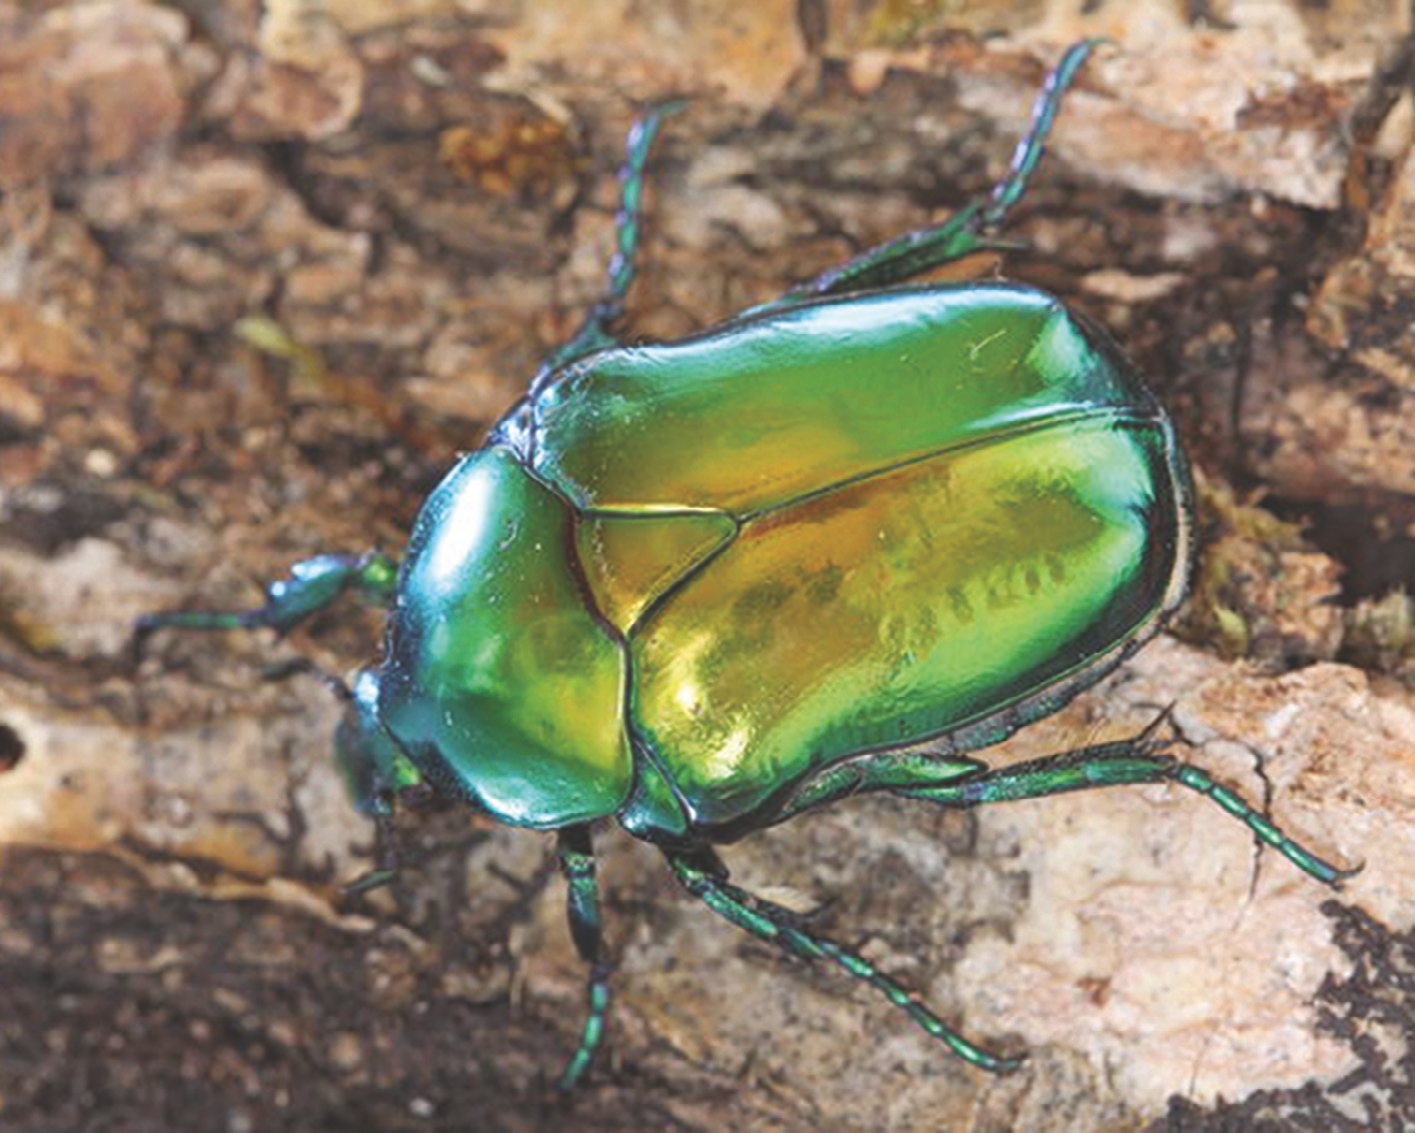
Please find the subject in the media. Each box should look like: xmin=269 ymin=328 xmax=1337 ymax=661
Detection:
xmin=136 ymin=550 xmax=398 ymax=644
xmin=554 ymin=825 xmax=613 ymax=1091
xmin=665 ymin=848 xmax=1022 ymax=1073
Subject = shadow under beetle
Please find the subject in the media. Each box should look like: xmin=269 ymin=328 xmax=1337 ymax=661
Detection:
xmin=141 ymin=41 xmax=1353 ymax=1087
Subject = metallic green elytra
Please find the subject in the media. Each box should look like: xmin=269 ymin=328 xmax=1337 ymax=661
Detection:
xmin=435 ymin=282 xmax=1189 ymax=838
xmin=141 ymin=41 xmax=1353 ymax=1089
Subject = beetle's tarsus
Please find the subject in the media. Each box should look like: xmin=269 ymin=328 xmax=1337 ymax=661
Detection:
xmin=665 ymin=847 xmax=1017 ymax=1073
xmin=749 ymin=40 xmax=1102 ymax=312
xmin=977 ymin=39 xmax=1104 ymax=231
xmin=1325 ymin=860 xmax=1366 ymax=888
xmin=554 ymin=959 xmax=611 ymax=1093
xmin=341 ymin=809 xmax=400 ymax=896
xmin=533 ymin=101 xmax=684 ymax=383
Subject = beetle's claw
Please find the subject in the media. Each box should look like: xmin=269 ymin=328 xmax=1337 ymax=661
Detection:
xmin=1327 ymin=858 xmax=1366 ymax=887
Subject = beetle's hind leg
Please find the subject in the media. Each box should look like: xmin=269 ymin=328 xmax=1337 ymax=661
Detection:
xmin=665 ymin=845 xmax=1023 ymax=1073
xmin=135 ymin=550 xmax=398 ymax=649
xmin=554 ymin=825 xmax=613 ymax=1090
xmin=532 ymin=102 xmax=683 ymax=384
xmin=754 ymin=40 xmax=1100 ymax=314
xmin=894 ymin=730 xmax=1357 ymax=886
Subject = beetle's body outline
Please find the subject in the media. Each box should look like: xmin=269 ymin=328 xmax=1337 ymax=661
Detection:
xmin=392 ymin=281 xmax=1192 ymax=840
xmin=142 ymin=41 xmax=1351 ymax=1088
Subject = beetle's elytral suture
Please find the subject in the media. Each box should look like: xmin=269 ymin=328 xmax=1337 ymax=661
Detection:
xmin=139 ymin=38 xmax=1357 ymax=1094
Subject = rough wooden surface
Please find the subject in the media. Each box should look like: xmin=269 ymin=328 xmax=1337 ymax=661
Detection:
xmin=2 ymin=2 xmax=1414 ymax=1130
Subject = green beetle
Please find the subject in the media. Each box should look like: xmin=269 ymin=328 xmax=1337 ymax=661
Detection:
xmin=142 ymin=42 xmax=1350 ymax=1087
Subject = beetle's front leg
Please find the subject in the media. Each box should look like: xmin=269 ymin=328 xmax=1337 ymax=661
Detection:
xmin=554 ymin=824 xmax=612 ymax=1091
xmin=136 ymin=550 xmax=398 ymax=645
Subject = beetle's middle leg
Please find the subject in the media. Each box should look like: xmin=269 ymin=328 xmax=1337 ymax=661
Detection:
xmin=893 ymin=733 xmax=1356 ymax=886
xmin=554 ymin=824 xmax=613 ymax=1091
xmin=665 ymin=844 xmax=1023 ymax=1073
